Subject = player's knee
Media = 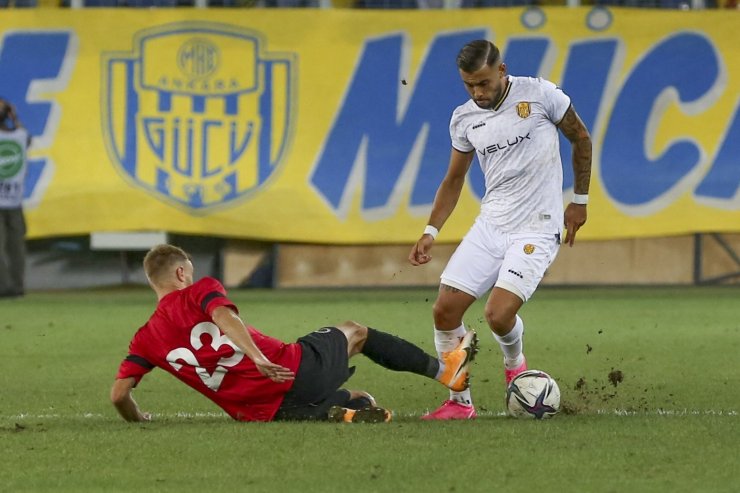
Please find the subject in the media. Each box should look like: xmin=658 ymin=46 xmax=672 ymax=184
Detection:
xmin=484 ymin=307 xmax=513 ymax=335
xmin=432 ymin=300 xmax=460 ymax=328
xmin=337 ymin=320 xmax=366 ymax=335
xmin=337 ymin=321 xmax=368 ymax=348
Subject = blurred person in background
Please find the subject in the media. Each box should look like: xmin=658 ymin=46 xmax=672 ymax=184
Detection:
xmin=111 ymin=244 xmax=478 ymax=423
xmin=409 ymin=40 xmax=592 ymax=420
xmin=0 ymin=98 xmax=31 ymax=299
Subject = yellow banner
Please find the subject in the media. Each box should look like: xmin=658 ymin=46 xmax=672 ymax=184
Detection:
xmin=1 ymin=8 xmax=738 ymax=243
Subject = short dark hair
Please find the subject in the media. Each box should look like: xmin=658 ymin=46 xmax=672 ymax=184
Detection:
xmin=456 ymin=40 xmax=501 ymax=73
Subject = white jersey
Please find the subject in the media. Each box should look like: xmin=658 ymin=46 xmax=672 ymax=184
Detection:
xmin=450 ymin=76 xmax=570 ymax=234
xmin=0 ymin=127 xmax=30 ymax=208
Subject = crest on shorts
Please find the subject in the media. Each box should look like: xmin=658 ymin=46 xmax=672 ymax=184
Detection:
xmin=516 ymin=102 xmax=531 ymax=119
xmin=102 ymin=22 xmax=296 ymax=212
xmin=523 ymin=244 xmax=535 ymax=255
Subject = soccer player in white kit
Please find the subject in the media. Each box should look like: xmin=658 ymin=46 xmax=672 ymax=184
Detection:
xmin=409 ymin=40 xmax=592 ymax=420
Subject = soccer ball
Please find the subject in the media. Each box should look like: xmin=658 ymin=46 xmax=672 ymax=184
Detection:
xmin=506 ymin=370 xmax=560 ymax=419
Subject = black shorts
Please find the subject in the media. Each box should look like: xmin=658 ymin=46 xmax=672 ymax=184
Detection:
xmin=273 ymin=327 xmax=356 ymax=421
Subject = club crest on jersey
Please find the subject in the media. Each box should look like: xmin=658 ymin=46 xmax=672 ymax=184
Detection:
xmin=102 ymin=22 xmax=296 ymax=211
xmin=523 ymin=244 xmax=536 ymax=255
xmin=516 ymin=102 xmax=531 ymax=119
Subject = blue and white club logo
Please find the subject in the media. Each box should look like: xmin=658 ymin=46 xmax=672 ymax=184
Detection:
xmin=102 ymin=22 xmax=296 ymax=211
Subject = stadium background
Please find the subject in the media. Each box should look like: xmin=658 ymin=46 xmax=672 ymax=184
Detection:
xmin=1 ymin=2 xmax=739 ymax=290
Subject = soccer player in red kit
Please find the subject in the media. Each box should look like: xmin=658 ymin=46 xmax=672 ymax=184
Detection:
xmin=111 ymin=244 xmax=478 ymax=423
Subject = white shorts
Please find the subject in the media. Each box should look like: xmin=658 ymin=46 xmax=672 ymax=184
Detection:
xmin=440 ymin=216 xmax=561 ymax=302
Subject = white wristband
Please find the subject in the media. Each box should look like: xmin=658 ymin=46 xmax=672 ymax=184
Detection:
xmin=423 ymin=225 xmax=439 ymax=239
xmin=573 ymin=194 xmax=589 ymax=205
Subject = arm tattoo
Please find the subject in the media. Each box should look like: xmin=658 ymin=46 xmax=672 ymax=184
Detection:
xmin=558 ymin=106 xmax=592 ymax=195
xmin=442 ymin=284 xmax=461 ymax=294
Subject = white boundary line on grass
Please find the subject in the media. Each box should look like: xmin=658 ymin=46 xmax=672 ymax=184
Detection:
xmin=599 ymin=409 xmax=738 ymax=417
xmin=1 ymin=409 xmax=737 ymax=421
xmin=418 ymin=409 xmax=738 ymax=418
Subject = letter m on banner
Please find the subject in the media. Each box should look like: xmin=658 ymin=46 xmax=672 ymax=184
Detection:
xmin=310 ymin=31 xmax=484 ymax=219
xmin=102 ymin=22 xmax=296 ymax=211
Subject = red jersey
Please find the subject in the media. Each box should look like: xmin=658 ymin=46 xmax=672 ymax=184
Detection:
xmin=116 ymin=277 xmax=302 ymax=422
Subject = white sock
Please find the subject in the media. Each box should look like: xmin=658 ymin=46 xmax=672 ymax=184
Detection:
xmin=434 ymin=324 xmax=473 ymax=406
xmin=492 ymin=315 xmax=525 ymax=369
xmin=434 ymin=324 xmax=467 ymax=353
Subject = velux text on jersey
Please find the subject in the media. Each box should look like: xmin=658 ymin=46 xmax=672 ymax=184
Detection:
xmin=478 ymin=132 xmax=531 ymax=156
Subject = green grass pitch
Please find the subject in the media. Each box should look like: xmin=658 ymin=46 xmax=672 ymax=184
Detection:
xmin=1 ymin=286 xmax=738 ymax=492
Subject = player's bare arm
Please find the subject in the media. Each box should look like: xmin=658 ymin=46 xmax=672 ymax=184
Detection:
xmin=557 ymin=105 xmax=592 ymax=247
xmin=110 ymin=377 xmax=151 ymax=422
xmin=409 ymin=148 xmax=474 ymax=266
xmin=211 ymin=306 xmax=295 ymax=383
xmin=428 ymin=148 xmax=475 ymax=229
xmin=558 ymin=105 xmax=592 ymax=195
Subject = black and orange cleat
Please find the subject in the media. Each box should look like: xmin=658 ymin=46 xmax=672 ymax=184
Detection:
xmin=328 ymin=406 xmax=392 ymax=423
xmin=438 ymin=330 xmax=479 ymax=392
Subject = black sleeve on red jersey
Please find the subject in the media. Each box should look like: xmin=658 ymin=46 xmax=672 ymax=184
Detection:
xmin=125 ymin=354 xmax=155 ymax=370
xmin=201 ymin=291 xmax=226 ymax=312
